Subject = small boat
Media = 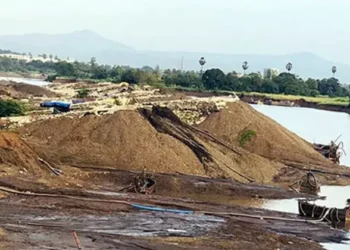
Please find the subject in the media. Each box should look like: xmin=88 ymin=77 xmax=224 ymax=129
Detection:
xmin=298 ymin=200 xmax=350 ymax=223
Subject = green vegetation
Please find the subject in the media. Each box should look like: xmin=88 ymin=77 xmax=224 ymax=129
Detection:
xmin=0 ymin=49 xmax=21 ymax=55
xmin=76 ymin=88 xmax=90 ymax=99
xmin=0 ymin=56 xmax=349 ymax=106
xmin=240 ymin=92 xmax=350 ymax=106
xmin=239 ymin=130 xmax=257 ymax=147
xmin=0 ymin=100 xmax=25 ymax=117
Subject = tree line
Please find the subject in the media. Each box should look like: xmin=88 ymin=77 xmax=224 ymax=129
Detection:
xmin=0 ymin=56 xmax=349 ymax=98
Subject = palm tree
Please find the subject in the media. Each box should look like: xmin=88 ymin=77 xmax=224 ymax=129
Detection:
xmin=286 ymin=62 xmax=293 ymax=73
xmin=242 ymin=61 xmax=249 ymax=75
xmin=199 ymin=57 xmax=206 ymax=76
xmin=332 ymin=66 xmax=337 ymax=77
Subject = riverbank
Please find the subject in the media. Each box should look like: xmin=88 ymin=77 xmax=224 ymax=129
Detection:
xmin=170 ymin=87 xmax=350 ymax=114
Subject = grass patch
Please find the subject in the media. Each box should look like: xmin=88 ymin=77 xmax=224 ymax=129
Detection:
xmin=239 ymin=130 xmax=256 ymax=147
xmin=240 ymin=92 xmax=350 ymax=106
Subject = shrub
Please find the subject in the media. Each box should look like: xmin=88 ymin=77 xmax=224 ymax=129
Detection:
xmin=239 ymin=129 xmax=256 ymax=147
xmin=76 ymin=88 xmax=90 ymax=99
xmin=0 ymin=100 xmax=25 ymax=117
xmin=45 ymin=74 xmax=57 ymax=82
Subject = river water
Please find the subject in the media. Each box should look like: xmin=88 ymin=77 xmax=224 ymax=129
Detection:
xmin=251 ymin=105 xmax=350 ymax=249
xmin=252 ymin=104 xmax=350 ymax=166
xmin=0 ymin=77 xmax=48 ymax=86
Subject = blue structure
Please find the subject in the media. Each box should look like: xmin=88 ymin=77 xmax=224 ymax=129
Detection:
xmin=40 ymin=101 xmax=71 ymax=112
xmin=131 ymin=204 xmax=194 ymax=214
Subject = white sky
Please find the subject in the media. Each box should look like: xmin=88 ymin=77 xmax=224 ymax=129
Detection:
xmin=1 ymin=0 xmax=349 ymax=63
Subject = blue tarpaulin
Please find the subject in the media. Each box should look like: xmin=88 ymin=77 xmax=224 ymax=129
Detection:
xmin=40 ymin=101 xmax=70 ymax=112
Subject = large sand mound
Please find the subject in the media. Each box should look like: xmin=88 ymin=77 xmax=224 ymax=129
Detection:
xmin=0 ymin=132 xmax=45 ymax=174
xmin=20 ymin=107 xmax=285 ymax=183
xmin=197 ymin=101 xmax=329 ymax=165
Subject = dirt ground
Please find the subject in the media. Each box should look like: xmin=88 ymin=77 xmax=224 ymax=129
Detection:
xmin=0 ymin=169 xmax=342 ymax=250
xmin=1 ymin=80 xmax=350 ymax=249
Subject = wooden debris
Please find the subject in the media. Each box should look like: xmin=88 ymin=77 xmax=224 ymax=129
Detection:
xmin=290 ymin=171 xmax=320 ymax=194
xmin=313 ymin=136 xmax=346 ymax=164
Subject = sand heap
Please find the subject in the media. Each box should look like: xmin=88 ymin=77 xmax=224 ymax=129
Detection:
xmin=197 ymin=101 xmax=329 ymax=165
xmin=0 ymin=81 xmax=55 ymax=98
xmin=20 ymin=107 xmax=286 ymax=184
xmin=0 ymin=132 xmax=45 ymax=174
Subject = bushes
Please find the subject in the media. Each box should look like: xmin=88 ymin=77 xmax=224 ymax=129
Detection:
xmin=0 ymin=100 xmax=25 ymax=117
xmin=76 ymin=88 xmax=90 ymax=99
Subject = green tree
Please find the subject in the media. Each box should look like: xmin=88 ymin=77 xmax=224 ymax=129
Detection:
xmin=202 ymin=68 xmax=226 ymax=89
xmin=306 ymin=78 xmax=317 ymax=90
xmin=55 ymin=61 xmax=76 ymax=76
xmin=225 ymin=73 xmax=242 ymax=91
xmin=90 ymin=57 xmax=97 ymax=68
xmin=318 ymin=78 xmax=342 ymax=97
xmin=49 ymin=54 xmax=53 ymax=61
xmin=92 ymin=65 xmax=109 ymax=79
xmin=121 ymin=68 xmax=140 ymax=84
xmin=0 ymin=100 xmax=25 ymax=117
xmin=261 ymin=80 xmax=279 ymax=93
xmin=42 ymin=54 xmax=47 ymax=59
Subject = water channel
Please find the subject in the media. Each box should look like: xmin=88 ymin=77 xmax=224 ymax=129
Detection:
xmin=0 ymin=76 xmax=48 ymax=86
xmin=252 ymin=104 xmax=350 ymax=249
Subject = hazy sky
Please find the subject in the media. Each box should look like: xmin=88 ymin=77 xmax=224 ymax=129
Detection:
xmin=1 ymin=0 xmax=349 ymax=63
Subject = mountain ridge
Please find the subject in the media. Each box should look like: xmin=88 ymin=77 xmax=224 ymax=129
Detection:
xmin=0 ymin=30 xmax=349 ymax=82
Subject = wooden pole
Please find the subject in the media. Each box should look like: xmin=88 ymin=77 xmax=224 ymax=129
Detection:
xmin=73 ymin=231 xmax=83 ymax=250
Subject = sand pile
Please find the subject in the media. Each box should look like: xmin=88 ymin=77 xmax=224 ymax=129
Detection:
xmin=197 ymin=101 xmax=329 ymax=165
xmin=0 ymin=81 xmax=55 ymax=98
xmin=0 ymin=132 xmax=45 ymax=174
xmin=20 ymin=107 xmax=285 ymax=183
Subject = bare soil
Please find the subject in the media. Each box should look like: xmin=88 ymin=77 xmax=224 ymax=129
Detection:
xmin=0 ymin=81 xmax=55 ymax=98
xmin=0 ymin=169 xmax=342 ymax=250
xmin=197 ymin=101 xmax=329 ymax=165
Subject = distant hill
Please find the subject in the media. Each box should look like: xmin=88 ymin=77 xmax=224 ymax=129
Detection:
xmin=0 ymin=30 xmax=350 ymax=82
xmin=0 ymin=30 xmax=133 ymax=60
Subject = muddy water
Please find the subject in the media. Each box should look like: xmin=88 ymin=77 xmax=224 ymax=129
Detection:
xmin=0 ymin=76 xmax=48 ymax=86
xmin=252 ymin=104 xmax=350 ymax=166
xmin=262 ymin=186 xmax=350 ymax=214
xmin=262 ymin=187 xmax=350 ymax=250
xmin=252 ymin=105 xmax=350 ymax=249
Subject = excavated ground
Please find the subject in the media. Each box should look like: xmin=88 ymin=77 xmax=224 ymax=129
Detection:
xmin=0 ymin=167 xmax=344 ymax=250
xmin=1 ymin=83 xmax=350 ymax=249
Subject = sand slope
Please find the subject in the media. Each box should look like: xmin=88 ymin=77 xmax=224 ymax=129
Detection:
xmin=0 ymin=132 xmax=45 ymax=174
xmin=20 ymin=107 xmax=285 ymax=183
xmin=197 ymin=101 xmax=329 ymax=165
